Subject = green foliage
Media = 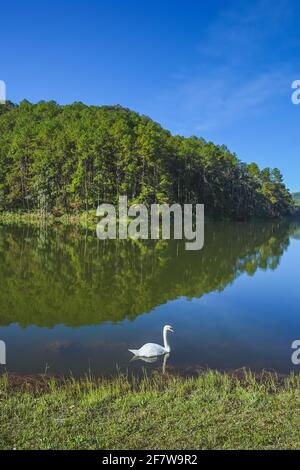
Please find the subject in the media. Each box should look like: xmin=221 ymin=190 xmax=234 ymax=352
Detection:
xmin=0 ymin=101 xmax=293 ymax=218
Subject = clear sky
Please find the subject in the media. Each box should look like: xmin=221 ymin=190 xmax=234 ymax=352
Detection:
xmin=1 ymin=0 xmax=300 ymax=191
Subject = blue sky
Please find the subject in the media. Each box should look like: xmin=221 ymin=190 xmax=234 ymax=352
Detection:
xmin=1 ymin=0 xmax=300 ymax=191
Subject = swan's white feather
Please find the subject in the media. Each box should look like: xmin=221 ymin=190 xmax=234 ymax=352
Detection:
xmin=128 ymin=349 xmax=139 ymax=356
xmin=129 ymin=343 xmax=166 ymax=357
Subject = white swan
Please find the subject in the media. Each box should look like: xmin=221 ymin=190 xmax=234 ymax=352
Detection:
xmin=128 ymin=325 xmax=174 ymax=358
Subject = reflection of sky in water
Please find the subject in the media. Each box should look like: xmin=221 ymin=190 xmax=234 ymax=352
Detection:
xmin=0 ymin=222 xmax=300 ymax=377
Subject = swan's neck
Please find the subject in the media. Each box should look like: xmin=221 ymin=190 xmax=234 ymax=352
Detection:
xmin=163 ymin=329 xmax=171 ymax=353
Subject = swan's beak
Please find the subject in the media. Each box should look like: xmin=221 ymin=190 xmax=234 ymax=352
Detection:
xmin=170 ymin=327 xmax=174 ymax=333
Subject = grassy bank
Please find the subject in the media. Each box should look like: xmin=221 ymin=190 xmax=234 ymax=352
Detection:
xmin=1 ymin=371 xmax=300 ymax=450
xmin=0 ymin=210 xmax=97 ymax=229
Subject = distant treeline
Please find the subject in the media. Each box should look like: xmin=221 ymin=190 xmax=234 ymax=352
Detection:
xmin=0 ymin=100 xmax=294 ymax=219
xmin=293 ymin=192 xmax=300 ymax=207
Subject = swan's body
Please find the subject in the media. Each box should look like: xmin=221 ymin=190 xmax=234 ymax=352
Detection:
xmin=129 ymin=343 xmax=166 ymax=357
xmin=129 ymin=325 xmax=174 ymax=358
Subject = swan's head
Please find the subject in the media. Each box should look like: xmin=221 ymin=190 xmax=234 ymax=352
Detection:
xmin=164 ymin=325 xmax=174 ymax=333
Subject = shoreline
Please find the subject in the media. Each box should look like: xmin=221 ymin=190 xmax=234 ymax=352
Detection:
xmin=0 ymin=210 xmax=97 ymax=229
xmin=0 ymin=209 xmax=297 ymax=228
xmin=0 ymin=368 xmax=295 ymax=391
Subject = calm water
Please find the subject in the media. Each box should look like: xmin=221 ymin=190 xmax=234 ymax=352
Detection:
xmin=0 ymin=220 xmax=300 ymax=377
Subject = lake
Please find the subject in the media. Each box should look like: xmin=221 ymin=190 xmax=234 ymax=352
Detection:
xmin=0 ymin=219 xmax=300 ymax=377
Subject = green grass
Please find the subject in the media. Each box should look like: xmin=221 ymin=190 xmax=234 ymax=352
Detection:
xmin=1 ymin=371 xmax=300 ymax=450
xmin=0 ymin=210 xmax=97 ymax=229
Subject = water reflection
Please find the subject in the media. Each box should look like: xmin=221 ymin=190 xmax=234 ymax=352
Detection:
xmin=0 ymin=220 xmax=299 ymax=376
xmin=0 ymin=220 xmax=294 ymax=328
xmin=130 ymin=353 xmax=170 ymax=374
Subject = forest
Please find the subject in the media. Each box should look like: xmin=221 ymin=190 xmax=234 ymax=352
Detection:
xmin=0 ymin=100 xmax=294 ymax=219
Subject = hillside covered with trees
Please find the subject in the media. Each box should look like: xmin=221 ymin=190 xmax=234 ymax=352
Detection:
xmin=0 ymin=100 xmax=294 ymax=219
